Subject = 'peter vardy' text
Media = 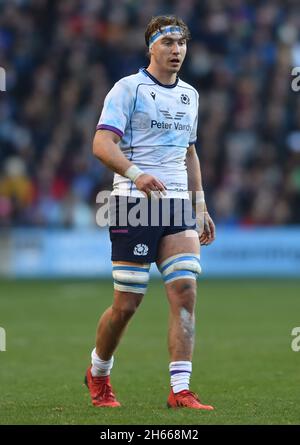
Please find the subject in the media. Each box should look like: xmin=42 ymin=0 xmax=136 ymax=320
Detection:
xmin=151 ymin=120 xmax=191 ymax=131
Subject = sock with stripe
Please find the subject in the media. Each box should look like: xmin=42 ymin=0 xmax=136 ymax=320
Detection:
xmin=169 ymin=361 xmax=192 ymax=393
xmin=91 ymin=348 xmax=114 ymax=377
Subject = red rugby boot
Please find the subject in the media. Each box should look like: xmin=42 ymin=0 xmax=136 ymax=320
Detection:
xmin=167 ymin=389 xmax=214 ymax=410
xmin=84 ymin=366 xmax=121 ymax=407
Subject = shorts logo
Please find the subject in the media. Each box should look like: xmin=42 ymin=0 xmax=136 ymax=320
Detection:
xmin=133 ymin=243 xmax=149 ymax=256
xmin=180 ymin=93 xmax=190 ymax=105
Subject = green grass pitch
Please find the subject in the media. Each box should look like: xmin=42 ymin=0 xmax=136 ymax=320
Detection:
xmin=0 ymin=278 xmax=300 ymax=425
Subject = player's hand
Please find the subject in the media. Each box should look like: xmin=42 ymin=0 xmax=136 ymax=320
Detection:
xmin=199 ymin=212 xmax=216 ymax=246
xmin=135 ymin=174 xmax=167 ymax=197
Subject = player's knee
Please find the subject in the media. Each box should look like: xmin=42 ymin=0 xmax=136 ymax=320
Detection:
xmin=112 ymin=263 xmax=150 ymax=296
xmin=115 ymin=291 xmax=143 ymax=311
xmin=112 ymin=304 xmax=138 ymax=322
xmin=159 ymin=253 xmax=201 ymax=285
xmin=176 ymin=281 xmax=197 ymax=301
xmin=170 ymin=281 xmax=196 ymax=313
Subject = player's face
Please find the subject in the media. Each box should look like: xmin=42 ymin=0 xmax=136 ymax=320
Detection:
xmin=150 ymin=36 xmax=187 ymax=74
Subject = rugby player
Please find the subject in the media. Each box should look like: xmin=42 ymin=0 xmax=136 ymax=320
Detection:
xmin=85 ymin=15 xmax=216 ymax=410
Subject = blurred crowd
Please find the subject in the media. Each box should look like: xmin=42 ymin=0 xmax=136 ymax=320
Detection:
xmin=1 ymin=0 xmax=300 ymax=228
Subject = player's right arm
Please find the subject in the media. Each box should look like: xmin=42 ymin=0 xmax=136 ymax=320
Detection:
xmin=93 ymin=129 xmax=167 ymax=196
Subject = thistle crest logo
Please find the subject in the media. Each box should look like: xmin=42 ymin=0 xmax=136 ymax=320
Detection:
xmin=180 ymin=93 xmax=190 ymax=105
xmin=133 ymin=244 xmax=149 ymax=256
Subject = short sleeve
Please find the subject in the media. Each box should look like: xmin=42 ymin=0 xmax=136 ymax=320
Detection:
xmin=96 ymin=79 xmax=134 ymax=138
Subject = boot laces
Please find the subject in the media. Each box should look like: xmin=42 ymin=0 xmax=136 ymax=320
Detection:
xmin=179 ymin=390 xmax=200 ymax=403
xmin=94 ymin=378 xmax=116 ymax=401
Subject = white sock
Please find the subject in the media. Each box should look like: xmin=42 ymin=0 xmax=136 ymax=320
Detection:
xmin=169 ymin=361 xmax=192 ymax=393
xmin=91 ymin=348 xmax=114 ymax=377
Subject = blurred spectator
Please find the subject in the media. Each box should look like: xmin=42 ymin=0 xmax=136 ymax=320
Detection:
xmin=0 ymin=156 xmax=34 ymax=224
xmin=1 ymin=0 xmax=300 ymax=228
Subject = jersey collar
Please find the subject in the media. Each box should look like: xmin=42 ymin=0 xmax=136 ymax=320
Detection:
xmin=140 ymin=68 xmax=179 ymax=89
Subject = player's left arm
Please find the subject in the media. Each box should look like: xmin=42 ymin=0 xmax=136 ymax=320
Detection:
xmin=186 ymin=144 xmax=216 ymax=245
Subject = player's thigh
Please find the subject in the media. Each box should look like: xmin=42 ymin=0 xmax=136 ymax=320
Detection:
xmin=156 ymin=229 xmax=200 ymax=266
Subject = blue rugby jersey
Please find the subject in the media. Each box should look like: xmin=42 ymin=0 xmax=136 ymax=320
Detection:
xmin=97 ymin=68 xmax=199 ymax=198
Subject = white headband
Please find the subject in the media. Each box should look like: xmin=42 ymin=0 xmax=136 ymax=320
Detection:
xmin=148 ymin=26 xmax=184 ymax=49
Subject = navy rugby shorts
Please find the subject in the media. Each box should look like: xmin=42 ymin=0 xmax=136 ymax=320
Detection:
xmin=109 ymin=196 xmax=196 ymax=263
